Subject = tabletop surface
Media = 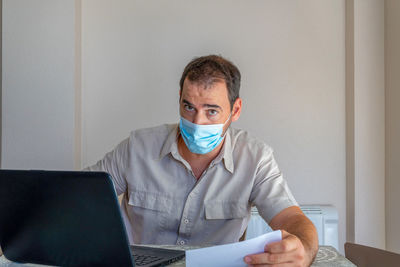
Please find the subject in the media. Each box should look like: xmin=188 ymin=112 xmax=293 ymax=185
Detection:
xmin=163 ymin=245 xmax=356 ymax=267
xmin=0 ymin=246 xmax=355 ymax=267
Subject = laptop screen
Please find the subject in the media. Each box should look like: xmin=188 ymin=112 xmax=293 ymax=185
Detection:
xmin=0 ymin=170 xmax=134 ymax=266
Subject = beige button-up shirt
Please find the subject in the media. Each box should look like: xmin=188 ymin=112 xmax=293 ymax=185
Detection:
xmin=84 ymin=124 xmax=297 ymax=246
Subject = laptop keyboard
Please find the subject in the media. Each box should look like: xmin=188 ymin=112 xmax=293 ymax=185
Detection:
xmin=133 ymin=253 xmax=164 ymax=266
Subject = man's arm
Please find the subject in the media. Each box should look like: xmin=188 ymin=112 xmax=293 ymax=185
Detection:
xmin=83 ymin=138 xmax=130 ymax=196
xmin=244 ymin=206 xmax=318 ymax=266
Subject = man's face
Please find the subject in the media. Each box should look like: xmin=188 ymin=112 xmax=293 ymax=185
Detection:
xmin=179 ymin=77 xmax=241 ymax=131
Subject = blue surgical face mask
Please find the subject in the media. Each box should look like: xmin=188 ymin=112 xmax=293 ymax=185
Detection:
xmin=179 ymin=114 xmax=231 ymax=154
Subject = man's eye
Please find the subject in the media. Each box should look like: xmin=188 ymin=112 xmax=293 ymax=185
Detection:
xmin=208 ymin=110 xmax=218 ymax=116
xmin=184 ymin=104 xmax=194 ymax=111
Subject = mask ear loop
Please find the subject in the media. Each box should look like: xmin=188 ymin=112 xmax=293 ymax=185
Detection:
xmin=221 ymin=113 xmax=233 ymax=137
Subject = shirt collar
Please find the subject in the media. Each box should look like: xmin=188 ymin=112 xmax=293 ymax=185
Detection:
xmin=159 ymin=124 xmax=235 ymax=174
xmin=159 ymin=124 xmax=180 ymax=160
xmin=216 ymin=128 xmax=234 ymax=173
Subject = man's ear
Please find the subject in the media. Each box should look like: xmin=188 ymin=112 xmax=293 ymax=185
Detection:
xmin=231 ymin=98 xmax=242 ymax=122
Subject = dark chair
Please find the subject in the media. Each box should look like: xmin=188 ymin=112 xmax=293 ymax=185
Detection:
xmin=345 ymin=242 xmax=400 ymax=267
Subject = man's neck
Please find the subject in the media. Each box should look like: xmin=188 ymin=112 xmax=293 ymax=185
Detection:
xmin=177 ymin=135 xmax=225 ymax=179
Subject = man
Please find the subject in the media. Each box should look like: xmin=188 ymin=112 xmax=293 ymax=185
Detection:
xmin=84 ymin=55 xmax=318 ymax=266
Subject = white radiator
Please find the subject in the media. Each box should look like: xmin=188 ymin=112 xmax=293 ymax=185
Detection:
xmin=245 ymin=205 xmax=339 ymax=250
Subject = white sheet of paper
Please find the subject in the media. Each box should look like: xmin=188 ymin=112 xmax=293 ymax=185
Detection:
xmin=185 ymin=230 xmax=282 ymax=267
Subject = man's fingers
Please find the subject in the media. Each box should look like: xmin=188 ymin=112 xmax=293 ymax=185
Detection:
xmin=265 ymin=235 xmax=298 ymax=254
xmin=247 ymin=264 xmax=292 ymax=267
xmin=244 ymin=250 xmax=296 ymax=265
xmin=244 ymin=231 xmax=308 ymax=266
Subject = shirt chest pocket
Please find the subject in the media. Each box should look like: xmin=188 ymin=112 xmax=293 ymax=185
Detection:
xmin=128 ymin=190 xmax=173 ymax=231
xmin=128 ymin=191 xmax=172 ymax=211
xmin=204 ymin=202 xmax=249 ymax=220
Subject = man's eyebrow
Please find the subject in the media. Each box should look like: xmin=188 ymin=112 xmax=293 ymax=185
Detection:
xmin=203 ymin=104 xmax=222 ymax=110
xmin=182 ymin=99 xmax=222 ymax=110
xmin=182 ymin=99 xmax=194 ymax=106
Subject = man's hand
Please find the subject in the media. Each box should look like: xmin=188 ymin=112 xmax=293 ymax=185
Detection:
xmin=244 ymin=230 xmax=309 ymax=266
xmin=243 ymin=206 xmax=318 ymax=266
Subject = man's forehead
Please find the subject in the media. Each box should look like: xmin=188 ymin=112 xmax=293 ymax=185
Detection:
xmin=182 ymin=79 xmax=228 ymax=97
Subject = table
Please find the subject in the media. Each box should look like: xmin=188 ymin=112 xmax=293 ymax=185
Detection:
xmin=0 ymin=246 xmax=355 ymax=266
xmin=161 ymin=245 xmax=355 ymax=267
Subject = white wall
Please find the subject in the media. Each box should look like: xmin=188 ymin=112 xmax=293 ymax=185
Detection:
xmin=1 ymin=0 xmax=77 ymax=170
xmin=81 ymin=0 xmax=347 ymax=250
xmin=385 ymin=0 xmax=400 ymax=254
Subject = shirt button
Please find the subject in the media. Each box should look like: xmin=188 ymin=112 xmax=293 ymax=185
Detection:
xmin=179 ymin=240 xmax=185 ymax=245
xmin=184 ymin=219 xmax=189 ymax=224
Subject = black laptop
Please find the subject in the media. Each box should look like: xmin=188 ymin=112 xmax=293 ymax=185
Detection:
xmin=0 ymin=170 xmax=185 ymax=266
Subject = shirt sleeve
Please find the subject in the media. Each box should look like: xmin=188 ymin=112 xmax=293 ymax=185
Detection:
xmin=82 ymin=137 xmax=130 ymax=195
xmin=249 ymin=147 xmax=298 ymax=223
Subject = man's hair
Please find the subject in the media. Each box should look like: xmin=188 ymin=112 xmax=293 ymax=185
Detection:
xmin=179 ymin=55 xmax=241 ymax=109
